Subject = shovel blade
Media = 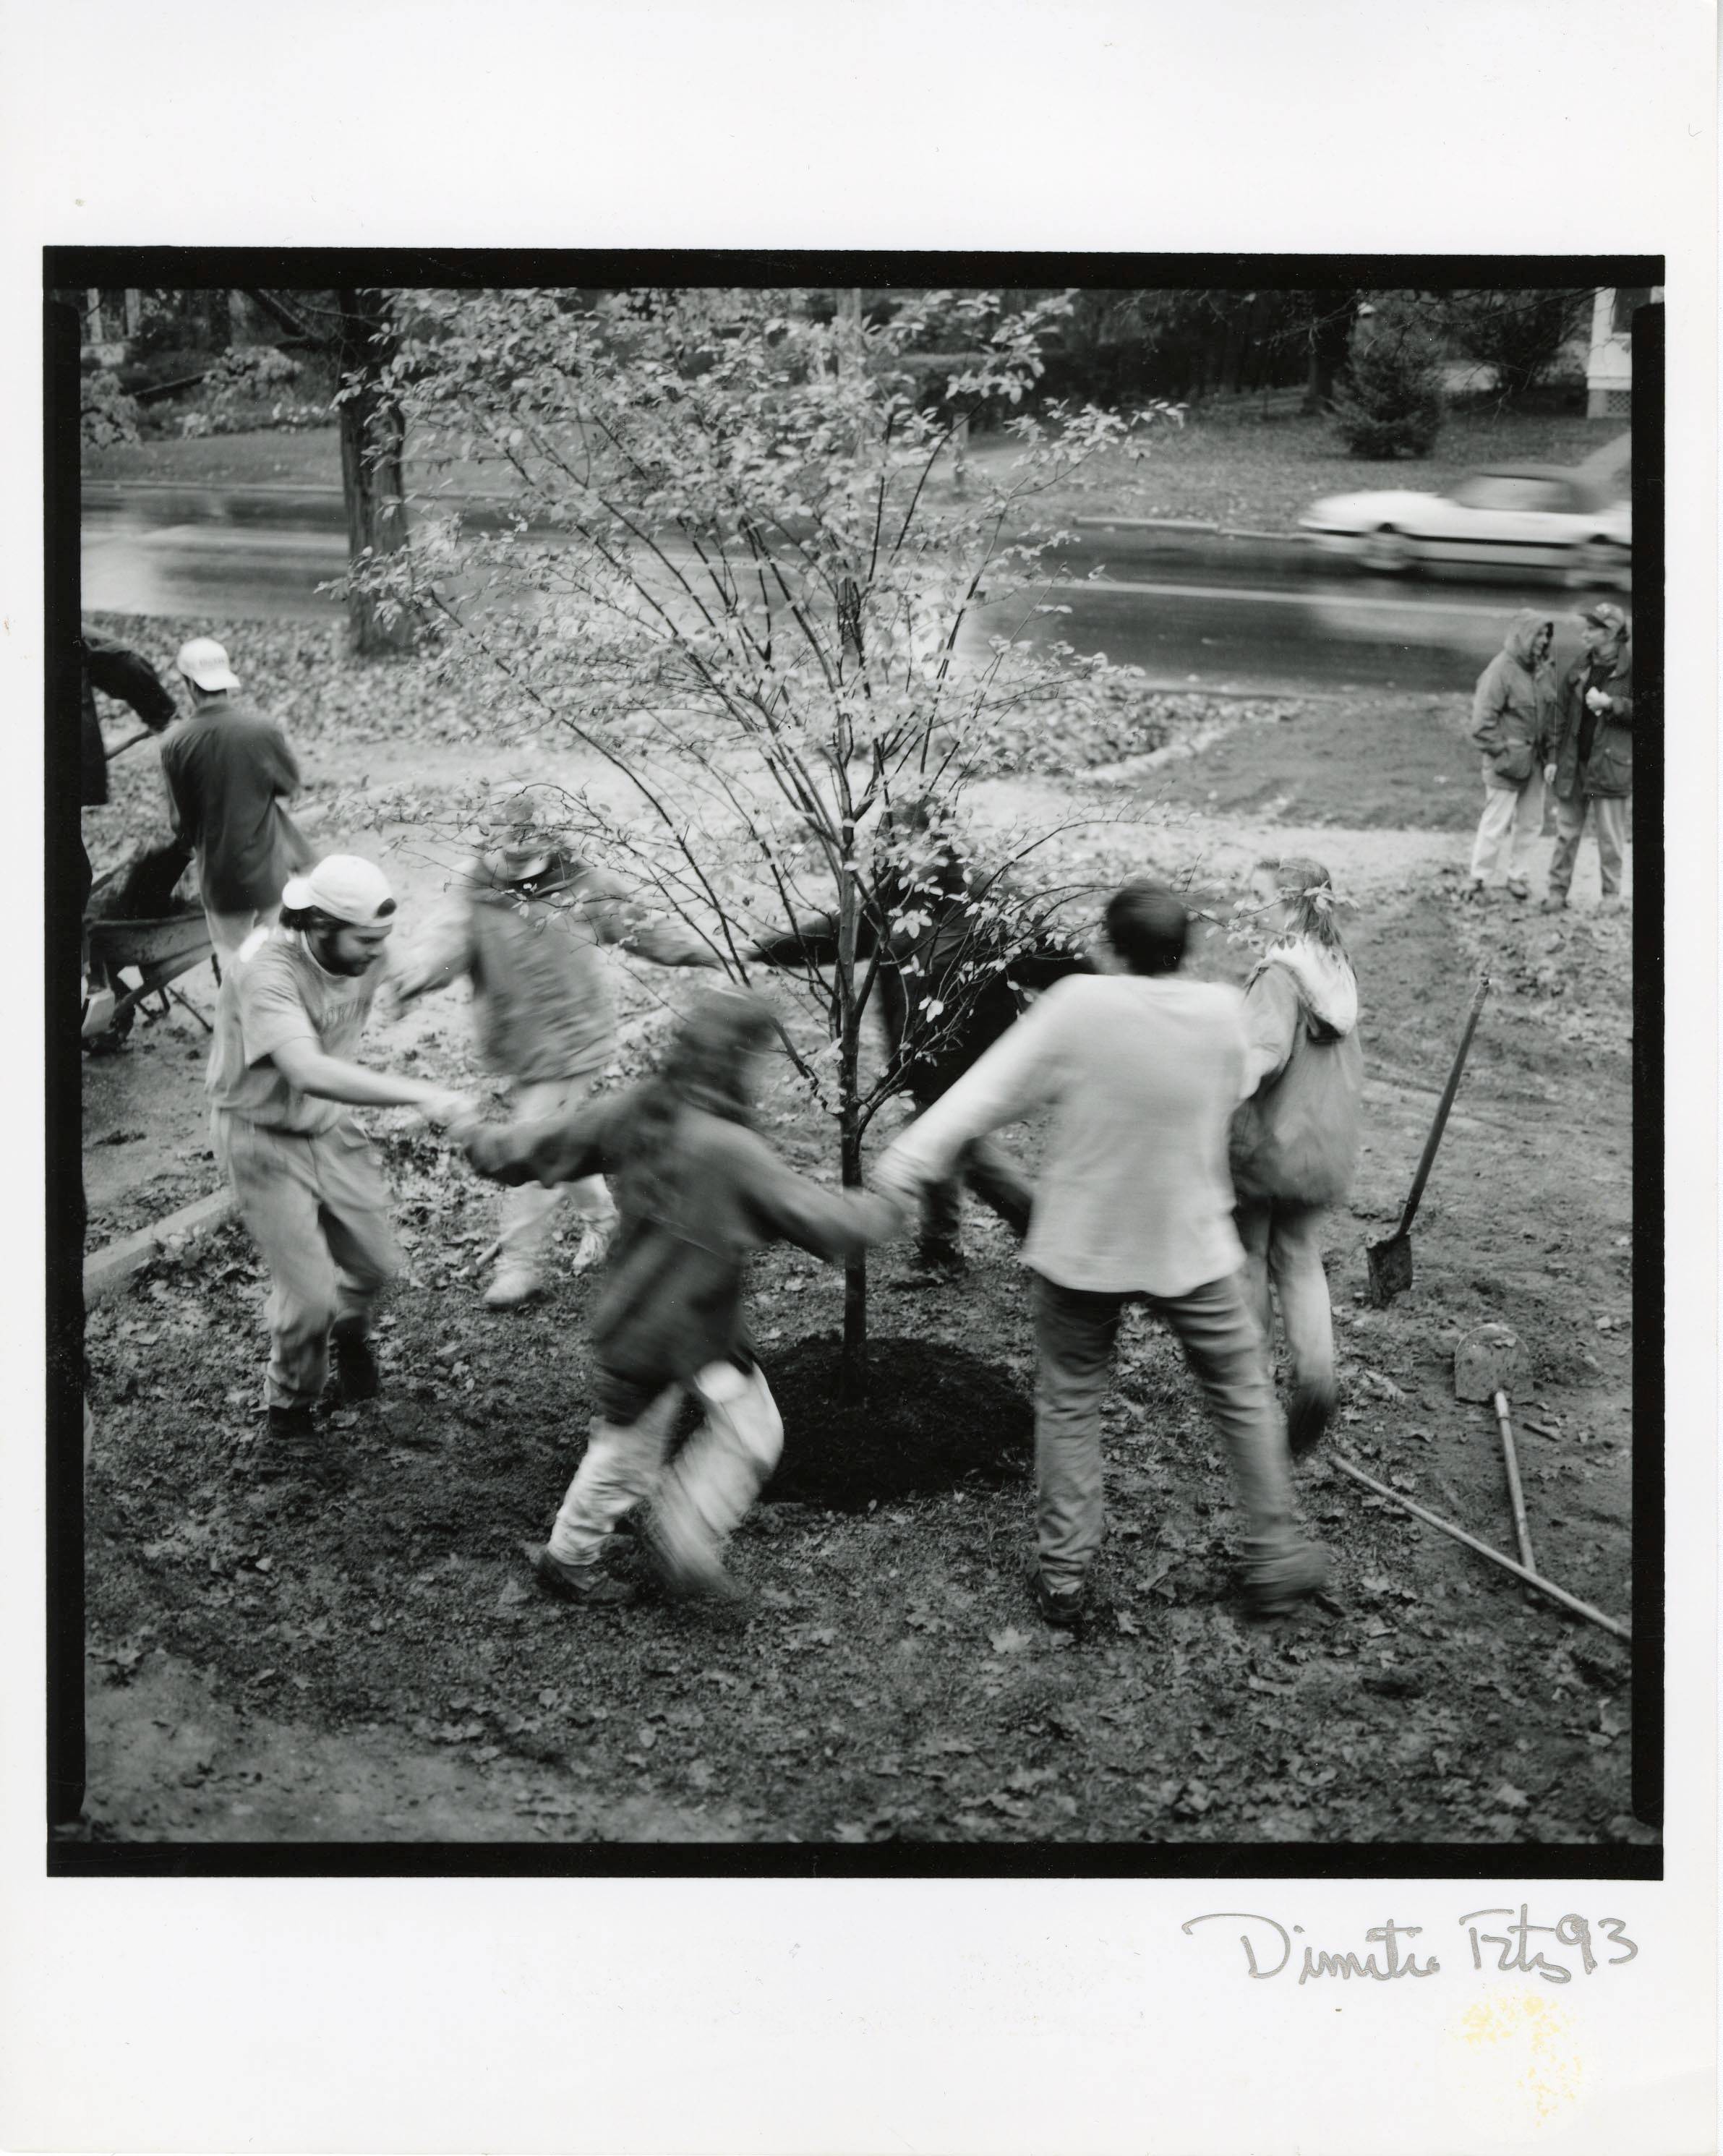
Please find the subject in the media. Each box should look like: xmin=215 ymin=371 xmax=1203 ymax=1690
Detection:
xmin=1366 ymin=1231 xmax=1413 ymax=1307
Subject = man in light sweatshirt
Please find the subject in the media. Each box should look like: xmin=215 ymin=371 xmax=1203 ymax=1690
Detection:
xmin=876 ymin=879 xmax=1330 ymax=1628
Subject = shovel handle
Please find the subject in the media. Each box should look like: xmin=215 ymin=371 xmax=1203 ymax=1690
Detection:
xmin=104 ymin=727 xmax=157 ymax=762
xmin=1494 ymin=1390 xmax=1536 ymax=1573
xmin=1394 ymin=972 xmax=1490 ymax=1236
xmin=1330 ymin=1452 xmax=1629 ymax=1642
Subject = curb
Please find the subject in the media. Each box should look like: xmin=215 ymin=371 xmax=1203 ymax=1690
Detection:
xmin=85 ymin=1188 xmax=233 ymax=1306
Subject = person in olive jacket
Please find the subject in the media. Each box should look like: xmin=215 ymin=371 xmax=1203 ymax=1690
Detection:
xmin=1542 ymin=601 xmax=1633 ymax=915
xmin=467 ymin=988 xmax=908 ymax=1608
xmin=1465 ymin=609 xmax=1555 ymax=902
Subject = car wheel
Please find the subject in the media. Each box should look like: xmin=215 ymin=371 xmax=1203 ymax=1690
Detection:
xmin=1361 ymin=526 xmax=1412 ymax=574
xmin=1576 ymin=536 xmax=1630 ymax=589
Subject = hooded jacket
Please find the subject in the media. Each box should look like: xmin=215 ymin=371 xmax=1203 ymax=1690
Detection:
xmin=468 ymin=1086 xmax=902 ymax=1416
xmin=80 ymin=633 xmax=176 ymax=808
xmin=1229 ymin=938 xmax=1364 ymax=1206
xmin=1551 ymin=638 xmax=1634 ymax=802
xmin=1469 ymin=610 xmax=1556 ymax=790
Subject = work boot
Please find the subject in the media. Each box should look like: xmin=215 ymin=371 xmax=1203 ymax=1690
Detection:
xmin=1239 ymin=1537 xmax=1330 ymax=1619
xmin=914 ymin=1237 xmax=968 ymax=1280
xmin=1030 ymin=1567 xmax=1086 ymax=1631
xmin=570 ymin=1219 xmax=615 ymax=1275
xmin=1461 ymin=880 xmax=1490 ymax=906
xmin=1505 ymin=876 xmax=1530 ymax=902
xmin=1286 ymin=1379 xmax=1337 ymax=1460
xmin=1596 ymin=894 xmax=1625 ymax=915
xmin=484 ymin=1265 xmax=544 ymax=1310
xmin=330 ymin=1318 xmax=380 ymax=1402
xmin=523 ymin=1541 xmax=637 ymax=1607
xmin=1540 ymin=894 xmax=1568 ymax=914
xmin=261 ymin=1403 xmax=351 ymax=1486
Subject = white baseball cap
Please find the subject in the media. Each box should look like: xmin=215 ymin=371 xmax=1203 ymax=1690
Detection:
xmin=281 ymin=855 xmax=397 ymax=925
xmin=176 ymin=636 xmax=241 ymax=692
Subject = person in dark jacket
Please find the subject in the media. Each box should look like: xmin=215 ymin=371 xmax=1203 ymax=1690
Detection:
xmin=77 ymin=628 xmax=178 ymax=911
xmin=748 ymin=803 xmax=1089 ymax=1273
xmin=1231 ymin=858 xmax=1365 ymax=1459
xmin=1542 ymin=602 xmax=1633 ymax=915
xmin=467 ymin=987 xmax=907 ymax=1607
xmin=1466 ymin=609 xmax=1555 ymax=902
xmin=387 ymin=788 xmax=721 ymax=1308
xmin=158 ymin=636 xmax=314 ymax=957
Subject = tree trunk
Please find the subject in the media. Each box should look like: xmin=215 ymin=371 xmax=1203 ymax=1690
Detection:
xmin=1302 ymin=294 xmax=1359 ymax=414
xmin=335 ymin=288 xmax=415 ymax=657
xmin=839 ymin=1101 xmax=868 ymax=1407
xmin=834 ymin=850 xmax=868 ymax=1407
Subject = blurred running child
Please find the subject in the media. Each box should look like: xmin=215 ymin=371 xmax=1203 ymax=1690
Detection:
xmin=466 ymin=987 xmax=907 ymax=1607
xmin=387 ymin=789 xmax=720 ymax=1309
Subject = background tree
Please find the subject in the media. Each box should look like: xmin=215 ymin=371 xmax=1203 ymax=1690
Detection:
xmin=1440 ymin=287 xmax=1591 ymax=404
xmin=1330 ymin=299 xmax=1446 ymax=458
xmin=347 ymin=287 xmax=1170 ymax=1396
xmin=240 ymin=287 xmax=415 ymax=656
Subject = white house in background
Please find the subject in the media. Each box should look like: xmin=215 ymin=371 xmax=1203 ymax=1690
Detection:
xmin=1586 ymin=286 xmax=1662 ymax=419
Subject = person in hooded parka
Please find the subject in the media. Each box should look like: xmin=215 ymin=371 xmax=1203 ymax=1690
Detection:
xmin=1231 ymin=857 xmax=1366 ymax=1460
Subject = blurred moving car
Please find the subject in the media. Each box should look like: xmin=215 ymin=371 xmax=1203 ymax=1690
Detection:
xmin=1299 ymin=465 xmax=1631 ymax=584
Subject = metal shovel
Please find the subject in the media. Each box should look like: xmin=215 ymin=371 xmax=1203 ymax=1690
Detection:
xmin=1455 ymin=1322 xmax=1536 ymax=1572
xmin=1366 ymin=972 xmax=1491 ymax=1306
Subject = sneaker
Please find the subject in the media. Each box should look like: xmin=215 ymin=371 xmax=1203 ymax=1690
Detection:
xmin=523 ymin=1541 xmax=636 ymax=1607
xmin=638 ymin=1507 xmax=749 ymax=1606
xmin=484 ymin=1265 xmax=544 ymax=1309
xmin=261 ymin=1403 xmax=350 ymax=1486
xmin=1540 ymin=894 xmax=1568 ymax=914
xmin=1461 ymin=880 xmax=1491 ymax=905
xmin=1505 ymin=877 xmax=1530 ymax=902
xmin=570 ymin=1220 xmax=615 ymax=1275
xmin=1239 ymin=1539 xmax=1330 ymax=1619
xmin=1597 ymin=894 xmax=1625 ymax=915
xmin=1286 ymin=1381 xmax=1336 ymax=1460
xmin=330 ymin=1319 xmax=380 ymax=1402
xmin=1030 ymin=1567 xmax=1086 ymax=1630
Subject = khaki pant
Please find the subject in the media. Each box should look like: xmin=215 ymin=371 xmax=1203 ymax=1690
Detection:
xmin=205 ymin=900 xmax=280 ymax=959
xmin=547 ymin=1361 xmax=784 ymax=1569
xmin=1030 ymin=1270 xmax=1297 ymax=1591
xmin=213 ymin=1109 xmax=401 ymax=1409
xmin=1468 ymin=769 xmax=1547 ymax=886
xmin=1236 ymin=1195 xmax=1336 ymax=1415
xmin=1548 ymin=792 xmax=1628 ymax=900
xmin=497 ymin=1074 xmax=617 ymax=1275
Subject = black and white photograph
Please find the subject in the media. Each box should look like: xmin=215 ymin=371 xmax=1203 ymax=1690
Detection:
xmin=54 ymin=261 xmax=1661 ymax=1854
xmin=6 ymin=5 xmax=1714 ymax=2153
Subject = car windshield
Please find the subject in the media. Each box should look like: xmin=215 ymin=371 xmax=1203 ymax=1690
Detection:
xmin=1448 ymin=474 xmax=1578 ymax=513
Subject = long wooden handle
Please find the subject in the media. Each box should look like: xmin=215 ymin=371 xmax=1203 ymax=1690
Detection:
xmin=1330 ymin=1452 xmax=1629 ymax=1642
xmin=1394 ymin=972 xmax=1491 ymax=1235
xmin=1494 ymin=1389 xmax=1536 ymax=1573
xmin=104 ymin=727 xmax=156 ymax=761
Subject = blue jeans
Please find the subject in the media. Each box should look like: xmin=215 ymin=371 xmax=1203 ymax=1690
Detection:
xmin=1030 ymin=1270 xmax=1298 ymax=1591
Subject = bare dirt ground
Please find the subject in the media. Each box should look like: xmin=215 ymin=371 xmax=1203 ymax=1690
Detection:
xmin=77 ymin=625 xmax=1643 ymax=1848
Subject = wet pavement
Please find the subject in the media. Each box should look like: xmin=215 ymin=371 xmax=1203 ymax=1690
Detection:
xmin=82 ymin=483 xmax=1618 ymax=695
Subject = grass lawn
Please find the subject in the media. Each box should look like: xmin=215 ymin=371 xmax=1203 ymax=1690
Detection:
xmin=83 ymin=403 xmax=1625 ymax=534
xmin=1140 ymin=689 xmax=1485 ymax=832
xmin=968 ymin=402 xmax=1624 ymax=531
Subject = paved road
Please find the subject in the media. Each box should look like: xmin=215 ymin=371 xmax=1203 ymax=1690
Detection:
xmin=82 ymin=484 xmax=1612 ymax=694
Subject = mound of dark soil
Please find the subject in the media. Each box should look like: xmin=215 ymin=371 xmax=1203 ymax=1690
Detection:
xmin=762 ymin=1333 xmax=1033 ymax=1509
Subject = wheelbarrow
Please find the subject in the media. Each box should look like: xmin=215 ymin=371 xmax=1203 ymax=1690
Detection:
xmin=82 ymin=910 xmax=214 ymax=1048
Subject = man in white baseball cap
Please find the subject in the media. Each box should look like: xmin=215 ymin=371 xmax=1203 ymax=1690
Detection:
xmin=208 ymin=855 xmax=479 ymax=1484
xmin=160 ymin=636 xmax=313 ymax=956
